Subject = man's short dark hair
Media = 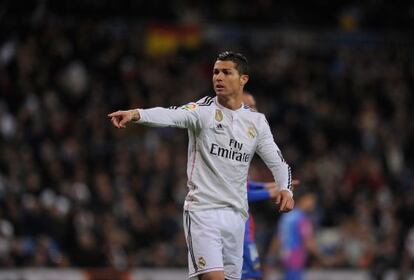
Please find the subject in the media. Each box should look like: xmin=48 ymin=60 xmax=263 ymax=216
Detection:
xmin=217 ymin=51 xmax=249 ymax=75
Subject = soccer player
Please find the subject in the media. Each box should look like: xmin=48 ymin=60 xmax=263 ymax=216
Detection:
xmin=266 ymin=186 xmax=318 ymax=280
xmin=243 ymin=179 xmax=301 ymax=280
xmin=108 ymin=51 xmax=294 ymax=280
xmin=242 ymin=92 xmax=298 ymax=280
xmin=243 ymin=180 xmax=279 ymax=280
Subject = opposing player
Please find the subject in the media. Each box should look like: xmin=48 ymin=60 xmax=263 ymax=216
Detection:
xmin=108 ymin=51 xmax=294 ymax=280
xmin=266 ymin=186 xmax=319 ymax=280
xmin=242 ymin=92 xmax=299 ymax=280
xmin=244 ymin=179 xmax=302 ymax=280
xmin=243 ymin=180 xmax=279 ymax=280
xmin=242 ymin=92 xmax=276 ymax=280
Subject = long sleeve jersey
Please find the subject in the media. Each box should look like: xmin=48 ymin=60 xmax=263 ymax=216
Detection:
xmin=137 ymin=96 xmax=292 ymax=217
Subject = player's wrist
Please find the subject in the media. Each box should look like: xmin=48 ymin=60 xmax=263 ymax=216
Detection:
xmin=130 ymin=109 xmax=140 ymax=122
xmin=280 ymin=189 xmax=293 ymax=197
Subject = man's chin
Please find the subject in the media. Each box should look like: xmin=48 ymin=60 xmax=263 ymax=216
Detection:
xmin=215 ymin=90 xmax=228 ymax=97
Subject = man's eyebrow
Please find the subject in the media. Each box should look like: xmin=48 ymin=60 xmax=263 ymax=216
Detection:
xmin=213 ymin=68 xmax=233 ymax=71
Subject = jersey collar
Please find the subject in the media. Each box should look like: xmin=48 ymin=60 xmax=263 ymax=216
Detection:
xmin=214 ymin=97 xmax=244 ymax=113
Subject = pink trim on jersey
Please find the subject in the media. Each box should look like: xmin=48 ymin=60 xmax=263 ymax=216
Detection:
xmin=189 ymin=137 xmax=197 ymax=181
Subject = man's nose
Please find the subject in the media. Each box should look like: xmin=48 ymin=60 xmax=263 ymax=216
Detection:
xmin=215 ymin=72 xmax=224 ymax=80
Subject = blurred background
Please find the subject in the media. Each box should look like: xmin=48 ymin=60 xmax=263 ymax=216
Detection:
xmin=1 ymin=0 xmax=414 ymax=279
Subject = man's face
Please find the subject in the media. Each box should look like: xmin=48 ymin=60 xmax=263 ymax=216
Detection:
xmin=212 ymin=60 xmax=248 ymax=97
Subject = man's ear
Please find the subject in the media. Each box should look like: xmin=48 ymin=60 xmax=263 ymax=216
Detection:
xmin=240 ymin=74 xmax=249 ymax=86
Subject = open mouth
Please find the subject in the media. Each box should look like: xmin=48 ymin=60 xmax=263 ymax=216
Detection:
xmin=215 ymin=84 xmax=225 ymax=90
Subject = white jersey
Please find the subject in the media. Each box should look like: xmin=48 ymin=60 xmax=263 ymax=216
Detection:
xmin=137 ymin=96 xmax=292 ymax=217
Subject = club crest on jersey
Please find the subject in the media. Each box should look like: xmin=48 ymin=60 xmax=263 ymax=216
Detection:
xmin=181 ymin=103 xmax=198 ymax=111
xmin=215 ymin=109 xmax=223 ymax=122
xmin=247 ymin=127 xmax=257 ymax=139
xmin=198 ymin=257 xmax=206 ymax=268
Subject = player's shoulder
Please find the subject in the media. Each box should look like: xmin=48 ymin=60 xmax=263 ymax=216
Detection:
xmin=195 ymin=96 xmax=215 ymax=107
xmin=242 ymin=109 xmax=270 ymax=134
xmin=243 ymin=104 xmax=257 ymax=113
xmin=192 ymin=95 xmax=216 ymax=113
xmin=241 ymin=105 xmax=265 ymax=119
xmin=171 ymin=96 xmax=214 ymax=112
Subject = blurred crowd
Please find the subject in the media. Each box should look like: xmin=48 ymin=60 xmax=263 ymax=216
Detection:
xmin=6 ymin=0 xmax=414 ymax=29
xmin=1 ymin=13 xmax=414 ymax=278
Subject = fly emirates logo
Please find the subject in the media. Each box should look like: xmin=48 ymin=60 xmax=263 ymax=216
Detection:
xmin=209 ymin=139 xmax=251 ymax=162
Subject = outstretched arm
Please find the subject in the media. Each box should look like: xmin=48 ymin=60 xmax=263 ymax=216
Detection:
xmin=108 ymin=102 xmax=201 ymax=131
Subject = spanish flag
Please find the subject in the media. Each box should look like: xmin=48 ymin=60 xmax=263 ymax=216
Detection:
xmin=145 ymin=24 xmax=201 ymax=56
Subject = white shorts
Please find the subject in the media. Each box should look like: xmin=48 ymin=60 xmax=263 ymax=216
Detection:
xmin=183 ymin=208 xmax=246 ymax=280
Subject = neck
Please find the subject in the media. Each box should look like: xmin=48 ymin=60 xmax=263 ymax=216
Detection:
xmin=217 ymin=94 xmax=243 ymax=110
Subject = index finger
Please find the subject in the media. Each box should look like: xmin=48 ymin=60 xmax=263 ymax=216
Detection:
xmin=108 ymin=111 xmax=122 ymax=117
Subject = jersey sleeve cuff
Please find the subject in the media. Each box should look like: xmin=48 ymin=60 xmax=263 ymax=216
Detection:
xmin=133 ymin=108 xmax=144 ymax=123
xmin=281 ymin=188 xmax=293 ymax=197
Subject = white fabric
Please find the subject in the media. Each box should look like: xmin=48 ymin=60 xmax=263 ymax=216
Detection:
xmin=183 ymin=208 xmax=246 ymax=280
xmin=138 ymin=96 xmax=292 ymax=218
